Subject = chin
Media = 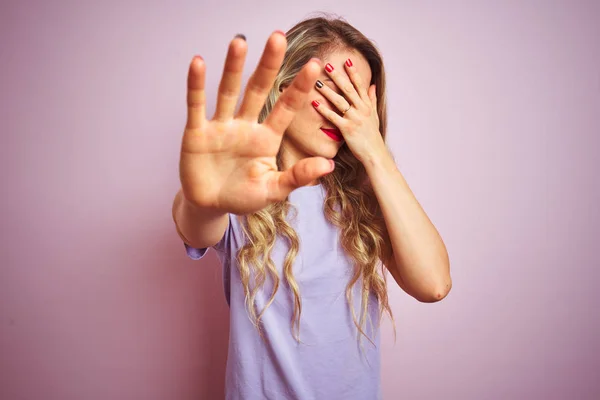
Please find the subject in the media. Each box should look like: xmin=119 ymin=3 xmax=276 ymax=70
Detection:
xmin=315 ymin=142 xmax=343 ymax=159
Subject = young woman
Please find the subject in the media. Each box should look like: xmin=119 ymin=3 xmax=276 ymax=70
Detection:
xmin=172 ymin=16 xmax=451 ymax=400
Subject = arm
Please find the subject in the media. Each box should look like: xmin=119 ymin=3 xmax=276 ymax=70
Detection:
xmin=172 ymin=189 xmax=229 ymax=249
xmin=175 ymin=37 xmax=333 ymax=250
xmin=305 ymin=57 xmax=451 ymax=301
xmin=364 ymin=152 xmax=452 ymax=303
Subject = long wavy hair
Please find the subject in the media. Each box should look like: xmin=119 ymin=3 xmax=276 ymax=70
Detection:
xmin=236 ymin=15 xmax=395 ymax=344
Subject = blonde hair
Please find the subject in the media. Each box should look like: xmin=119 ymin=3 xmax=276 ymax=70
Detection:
xmin=236 ymin=14 xmax=394 ymax=344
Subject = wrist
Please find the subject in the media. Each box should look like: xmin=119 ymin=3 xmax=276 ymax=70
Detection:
xmin=180 ymin=192 xmax=224 ymax=219
xmin=362 ymin=147 xmax=397 ymax=175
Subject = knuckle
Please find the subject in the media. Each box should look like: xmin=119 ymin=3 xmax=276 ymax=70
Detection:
xmin=278 ymin=94 xmax=298 ymax=113
xmin=246 ymin=80 xmax=269 ymax=97
xmin=219 ymin=87 xmax=238 ymax=98
xmin=187 ymin=99 xmax=205 ymax=109
xmin=302 ymin=160 xmax=312 ymax=177
xmin=187 ymin=92 xmax=205 ymax=109
xmin=269 ymin=116 xmax=286 ymax=130
xmin=343 ymin=84 xmax=354 ymax=94
xmin=188 ymin=101 xmax=204 ymax=109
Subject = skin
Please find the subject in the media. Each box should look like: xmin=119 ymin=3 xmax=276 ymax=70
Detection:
xmin=174 ymin=31 xmax=452 ymax=302
xmin=281 ymin=45 xmax=452 ymax=302
xmin=280 ymin=48 xmax=373 ymax=173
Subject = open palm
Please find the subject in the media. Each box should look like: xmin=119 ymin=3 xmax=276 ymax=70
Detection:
xmin=180 ymin=32 xmax=333 ymax=215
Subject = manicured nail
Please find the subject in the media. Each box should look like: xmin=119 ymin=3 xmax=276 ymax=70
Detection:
xmin=274 ymin=30 xmax=286 ymax=37
xmin=325 ymin=63 xmax=334 ymax=73
xmin=315 ymin=80 xmax=323 ymax=89
xmin=346 ymin=58 xmax=353 ymax=67
xmin=234 ymin=33 xmax=246 ymax=41
xmin=312 ymin=100 xmax=320 ymax=107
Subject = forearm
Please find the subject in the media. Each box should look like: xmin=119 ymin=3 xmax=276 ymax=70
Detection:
xmin=364 ymin=152 xmax=451 ymax=299
xmin=172 ymin=189 xmax=229 ymax=249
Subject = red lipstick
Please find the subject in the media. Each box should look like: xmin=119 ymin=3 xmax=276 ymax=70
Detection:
xmin=320 ymin=128 xmax=343 ymax=142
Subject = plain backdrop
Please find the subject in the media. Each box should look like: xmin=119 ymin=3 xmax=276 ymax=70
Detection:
xmin=1 ymin=0 xmax=599 ymax=399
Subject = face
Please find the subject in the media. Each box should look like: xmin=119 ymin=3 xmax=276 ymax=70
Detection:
xmin=279 ymin=48 xmax=372 ymax=169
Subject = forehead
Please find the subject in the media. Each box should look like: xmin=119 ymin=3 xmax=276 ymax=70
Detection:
xmin=321 ymin=49 xmax=372 ymax=86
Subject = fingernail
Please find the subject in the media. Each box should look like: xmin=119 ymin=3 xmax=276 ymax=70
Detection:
xmin=345 ymin=58 xmax=353 ymax=67
xmin=330 ymin=160 xmax=335 ymax=169
xmin=274 ymin=30 xmax=286 ymax=36
xmin=325 ymin=63 xmax=334 ymax=73
xmin=234 ymin=33 xmax=246 ymax=41
xmin=312 ymin=100 xmax=320 ymax=107
xmin=315 ymin=80 xmax=323 ymax=89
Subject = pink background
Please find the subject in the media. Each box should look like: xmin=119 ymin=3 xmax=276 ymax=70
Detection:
xmin=1 ymin=1 xmax=599 ymax=399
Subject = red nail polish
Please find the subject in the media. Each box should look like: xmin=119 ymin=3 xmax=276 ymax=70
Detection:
xmin=325 ymin=63 xmax=334 ymax=73
xmin=312 ymin=100 xmax=320 ymax=107
xmin=345 ymin=58 xmax=352 ymax=67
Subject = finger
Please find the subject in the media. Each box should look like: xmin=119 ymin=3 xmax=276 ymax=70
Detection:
xmin=315 ymin=79 xmax=351 ymax=116
xmin=263 ymin=58 xmax=321 ymax=135
xmin=311 ymin=100 xmax=346 ymax=128
xmin=237 ymin=31 xmax=287 ymax=121
xmin=267 ymin=157 xmax=335 ymax=200
xmin=368 ymin=84 xmax=378 ymax=108
xmin=344 ymin=58 xmax=370 ymax=102
xmin=213 ymin=35 xmax=248 ymax=122
xmin=324 ymin=62 xmax=362 ymax=108
xmin=186 ymin=56 xmax=206 ymax=131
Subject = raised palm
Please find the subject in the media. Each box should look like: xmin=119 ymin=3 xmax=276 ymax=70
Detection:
xmin=179 ymin=32 xmax=333 ymax=215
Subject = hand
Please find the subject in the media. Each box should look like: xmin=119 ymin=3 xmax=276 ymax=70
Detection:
xmin=179 ymin=32 xmax=334 ymax=215
xmin=312 ymin=60 xmax=388 ymax=165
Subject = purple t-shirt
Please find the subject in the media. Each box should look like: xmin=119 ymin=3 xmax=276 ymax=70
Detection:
xmin=185 ymin=184 xmax=382 ymax=400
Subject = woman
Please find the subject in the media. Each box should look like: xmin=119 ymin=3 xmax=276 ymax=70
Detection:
xmin=172 ymin=16 xmax=451 ymax=400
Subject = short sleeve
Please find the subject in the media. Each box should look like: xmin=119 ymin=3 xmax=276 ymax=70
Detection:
xmin=181 ymin=213 xmax=241 ymax=306
xmin=184 ymin=244 xmax=210 ymax=260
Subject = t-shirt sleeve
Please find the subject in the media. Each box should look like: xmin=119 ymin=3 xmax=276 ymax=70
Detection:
xmin=184 ymin=244 xmax=210 ymax=260
xmin=182 ymin=213 xmax=242 ymax=306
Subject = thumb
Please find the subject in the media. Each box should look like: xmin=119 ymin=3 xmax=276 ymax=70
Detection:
xmin=268 ymin=157 xmax=335 ymax=200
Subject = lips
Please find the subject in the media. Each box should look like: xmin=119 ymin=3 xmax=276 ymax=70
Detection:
xmin=321 ymin=128 xmax=343 ymax=142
